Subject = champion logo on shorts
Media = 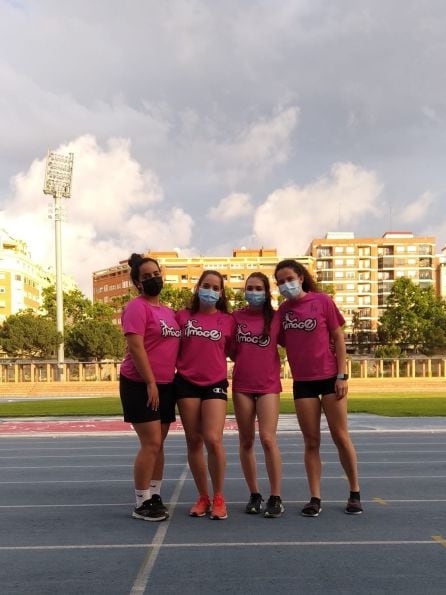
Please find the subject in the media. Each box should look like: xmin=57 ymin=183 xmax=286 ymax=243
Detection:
xmin=212 ymin=387 xmax=227 ymax=395
xmin=184 ymin=319 xmax=222 ymax=341
xmin=160 ymin=320 xmax=181 ymax=338
xmin=235 ymin=323 xmax=270 ymax=347
xmin=282 ymin=311 xmax=317 ymax=332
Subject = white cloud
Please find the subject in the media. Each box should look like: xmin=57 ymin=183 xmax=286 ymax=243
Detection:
xmin=0 ymin=135 xmax=194 ymax=297
xmin=399 ymin=191 xmax=434 ymax=224
xmin=215 ymin=107 xmax=299 ymax=186
xmin=207 ymin=192 xmax=253 ymax=222
xmin=253 ymin=162 xmax=383 ymax=254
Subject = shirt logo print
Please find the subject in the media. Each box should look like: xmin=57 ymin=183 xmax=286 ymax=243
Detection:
xmin=282 ymin=311 xmax=317 ymax=332
xmin=160 ymin=320 xmax=181 ymax=338
xmin=236 ymin=323 xmax=270 ymax=347
xmin=184 ymin=319 xmax=222 ymax=341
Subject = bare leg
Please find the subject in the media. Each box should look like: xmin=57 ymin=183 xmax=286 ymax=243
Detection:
xmin=294 ymin=398 xmax=322 ymax=498
xmin=322 ymin=395 xmax=360 ymax=491
xmin=177 ymin=398 xmax=208 ymax=496
xmin=201 ymin=398 xmax=227 ymax=495
xmin=133 ymin=421 xmax=162 ymax=489
xmin=233 ymin=392 xmax=258 ymax=493
xmin=256 ymin=394 xmax=281 ymax=496
xmin=152 ymin=422 xmax=170 ymax=482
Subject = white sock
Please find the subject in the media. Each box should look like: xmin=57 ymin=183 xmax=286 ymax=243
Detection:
xmin=135 ymin=488 xmax=151 ymax=507
xmin=149 ymin=480 xmax=162 ymax=496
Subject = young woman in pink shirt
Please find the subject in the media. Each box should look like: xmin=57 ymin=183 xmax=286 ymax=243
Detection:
xmin=175 ymin=270 xmax=235 ymax=520
xmin=275 ymin=259 xmax=362 ymax=517
xmin=231 ymin=272 xmax=284 ymax=518
xmin=120 ymin=254 xmax=181 ymax=522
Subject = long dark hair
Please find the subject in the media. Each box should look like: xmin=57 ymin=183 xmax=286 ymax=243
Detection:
xmin=128 ymin=253 xmax=161 ymax=288
xmin=246 ymin=272 xmax=274 ymax=339
xmin=189 ymin=270 xmax=229 ymax=314
xmin=274 ymin=259 xmax=318 ymax=292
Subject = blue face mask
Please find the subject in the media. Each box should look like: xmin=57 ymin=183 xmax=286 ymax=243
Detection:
xmin=198 ymin=287 xmax=220 ymax=306
xmin=245 ymin=290 xmax=266 ymax=307
xmin=279 ymin=280 xmax=302 ymax=300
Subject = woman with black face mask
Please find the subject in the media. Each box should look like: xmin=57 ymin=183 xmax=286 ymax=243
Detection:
xmin=119 ymin=253 xmax=181 ymax=522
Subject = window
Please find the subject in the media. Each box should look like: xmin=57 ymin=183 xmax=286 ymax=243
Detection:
xmin=346 ymin=246 xmax=355 ymax=254
xmin=346 ymin=259 xmax=355 ymax=266
xmin=334 ymin=247 xmax=344 ymax=254
xmin=334 ymin=259 xmax=343 ymax=266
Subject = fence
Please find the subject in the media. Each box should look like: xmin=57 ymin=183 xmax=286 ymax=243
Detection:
xmin=1 ymin=358 xmax=446 ymax=383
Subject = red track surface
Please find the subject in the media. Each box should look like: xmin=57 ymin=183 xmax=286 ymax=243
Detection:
xmin=0 ymin=418 xmax=240 ymax=435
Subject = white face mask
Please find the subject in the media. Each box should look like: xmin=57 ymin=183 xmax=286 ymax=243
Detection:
xmin=278 ymin=280 xmax=302 ymax=300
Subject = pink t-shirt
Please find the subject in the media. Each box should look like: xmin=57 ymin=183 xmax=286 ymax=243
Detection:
xmin=120 ymin=296 xmax=180 ymax=384
xmin=231 ymin=308 xmax=282 ymax=394
xmin=176 ymin=309 xmax=235 ymax=386
xmin=278 ymin=292 xmax=345 ymax=381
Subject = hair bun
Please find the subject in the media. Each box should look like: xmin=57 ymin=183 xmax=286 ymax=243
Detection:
xmin=128 ymin=253 xmax=143 ymax=267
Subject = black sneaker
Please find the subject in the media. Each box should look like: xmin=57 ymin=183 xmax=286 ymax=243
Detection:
xmin=132 ymin=499 xmax=168 ymax=522
xmin=264 ymin=496 xmax=284 ymax=518
xmin=245 ymin=492 xmax=263 ymax=514
xmin=301 ymin=499 xmax=322 ymax=517
xmin=151 ymin=494 xmax=169 ymax=516
xmin=345 ymin=498 xmax=363 ymax=515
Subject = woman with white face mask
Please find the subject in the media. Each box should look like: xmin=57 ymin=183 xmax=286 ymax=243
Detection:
xmin=275 ymin=259 xmax=362 ymax=517
xmin=231 ymin=273 xmax=284 ymax=518
xmin=175 ymin=270 xmax=234 ymax=520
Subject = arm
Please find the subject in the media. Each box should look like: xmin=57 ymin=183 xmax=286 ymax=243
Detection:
xmin=330 ymin=326 xmax=348 ymax=400
xmin=125 ymin=333 xmax=159 ymax=410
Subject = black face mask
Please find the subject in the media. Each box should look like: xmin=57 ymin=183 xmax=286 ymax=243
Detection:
xmin=141 ymin=276 xmax=163 ymax=297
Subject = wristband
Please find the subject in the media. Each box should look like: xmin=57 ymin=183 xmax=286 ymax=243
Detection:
xmin=336 ymin=373 xmax=349 ymax=380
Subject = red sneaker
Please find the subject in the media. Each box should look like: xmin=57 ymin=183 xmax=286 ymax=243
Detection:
xmin=189 ymin=495 xmax=211 ymax=517
xmin=210 ymin=493 xmax=228 ymax=520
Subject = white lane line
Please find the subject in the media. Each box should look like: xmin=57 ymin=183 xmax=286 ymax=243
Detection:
xmin=0 ymin=540 xmax=439 ymax=552
xmin=1 ymin=474 xmax=446 ymax=484
xmin=1 ymin=498 xmax=446 ymax=509
xmin=1 ymin=460 xmax=446 ymax=470
xmin=129 ymin=464 xmax=189 ymax=595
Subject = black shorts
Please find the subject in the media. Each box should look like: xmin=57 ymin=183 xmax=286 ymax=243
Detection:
xmin=293 ymin=376 xmax=337 ymax=399
xmin=174 ymin=373 xmax=228 ymax=401
xmin=119 ymin=375 xmax=176 ymax=424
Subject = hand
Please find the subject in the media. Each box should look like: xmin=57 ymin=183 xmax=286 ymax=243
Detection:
xmin=146 ymin=381 xmax=159 ymax=410
xmin=335 ymin=379 xmax=348 ymax=400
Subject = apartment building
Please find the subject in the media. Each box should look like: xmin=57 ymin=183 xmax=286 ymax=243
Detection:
xmin=307 ymin=231 xmax=436 ymax=347
xmin=0 ymin=228 xmax=77 ymax=324
xmin=0 ymin=229 xmax=47 ymax=323
xmin=92 ymin=248 xmax=314 ymax=323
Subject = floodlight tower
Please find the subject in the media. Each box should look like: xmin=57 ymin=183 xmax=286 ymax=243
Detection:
xmin=43 ymin=150 xmax=74 ymax=380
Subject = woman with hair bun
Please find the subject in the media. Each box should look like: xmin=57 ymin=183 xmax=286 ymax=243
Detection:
xmin=119 ymin=253 xmax=180 ymax=522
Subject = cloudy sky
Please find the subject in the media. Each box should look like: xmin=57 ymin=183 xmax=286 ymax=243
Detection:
xmin=1 ymin=0 xmax=446 ymax=296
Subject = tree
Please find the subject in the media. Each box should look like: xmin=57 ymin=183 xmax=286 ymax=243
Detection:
xmin=160 ymin=284 xmax=193 ymax=311
xmin=65 ymin=320 xmax=125 ymax=361
xmin=42 ymin=286 xmax=115 ymax=325
xmin=0 ymin=310 xmax=60 ymax=358
xmin=378 ymin=277 xmax=446 ymax=354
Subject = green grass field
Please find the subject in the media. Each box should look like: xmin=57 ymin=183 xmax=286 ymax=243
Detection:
xmin=0 ymin=393 xmax=445 ymax=417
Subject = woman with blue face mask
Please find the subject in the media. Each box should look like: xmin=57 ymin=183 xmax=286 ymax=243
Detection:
xmin=231 ymin=273 xmax=284 ymax=518
xmin=275 ymin=259 xmax=362 ymax=517
xmin=175 ymin=270 xmax=235 ymax=520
